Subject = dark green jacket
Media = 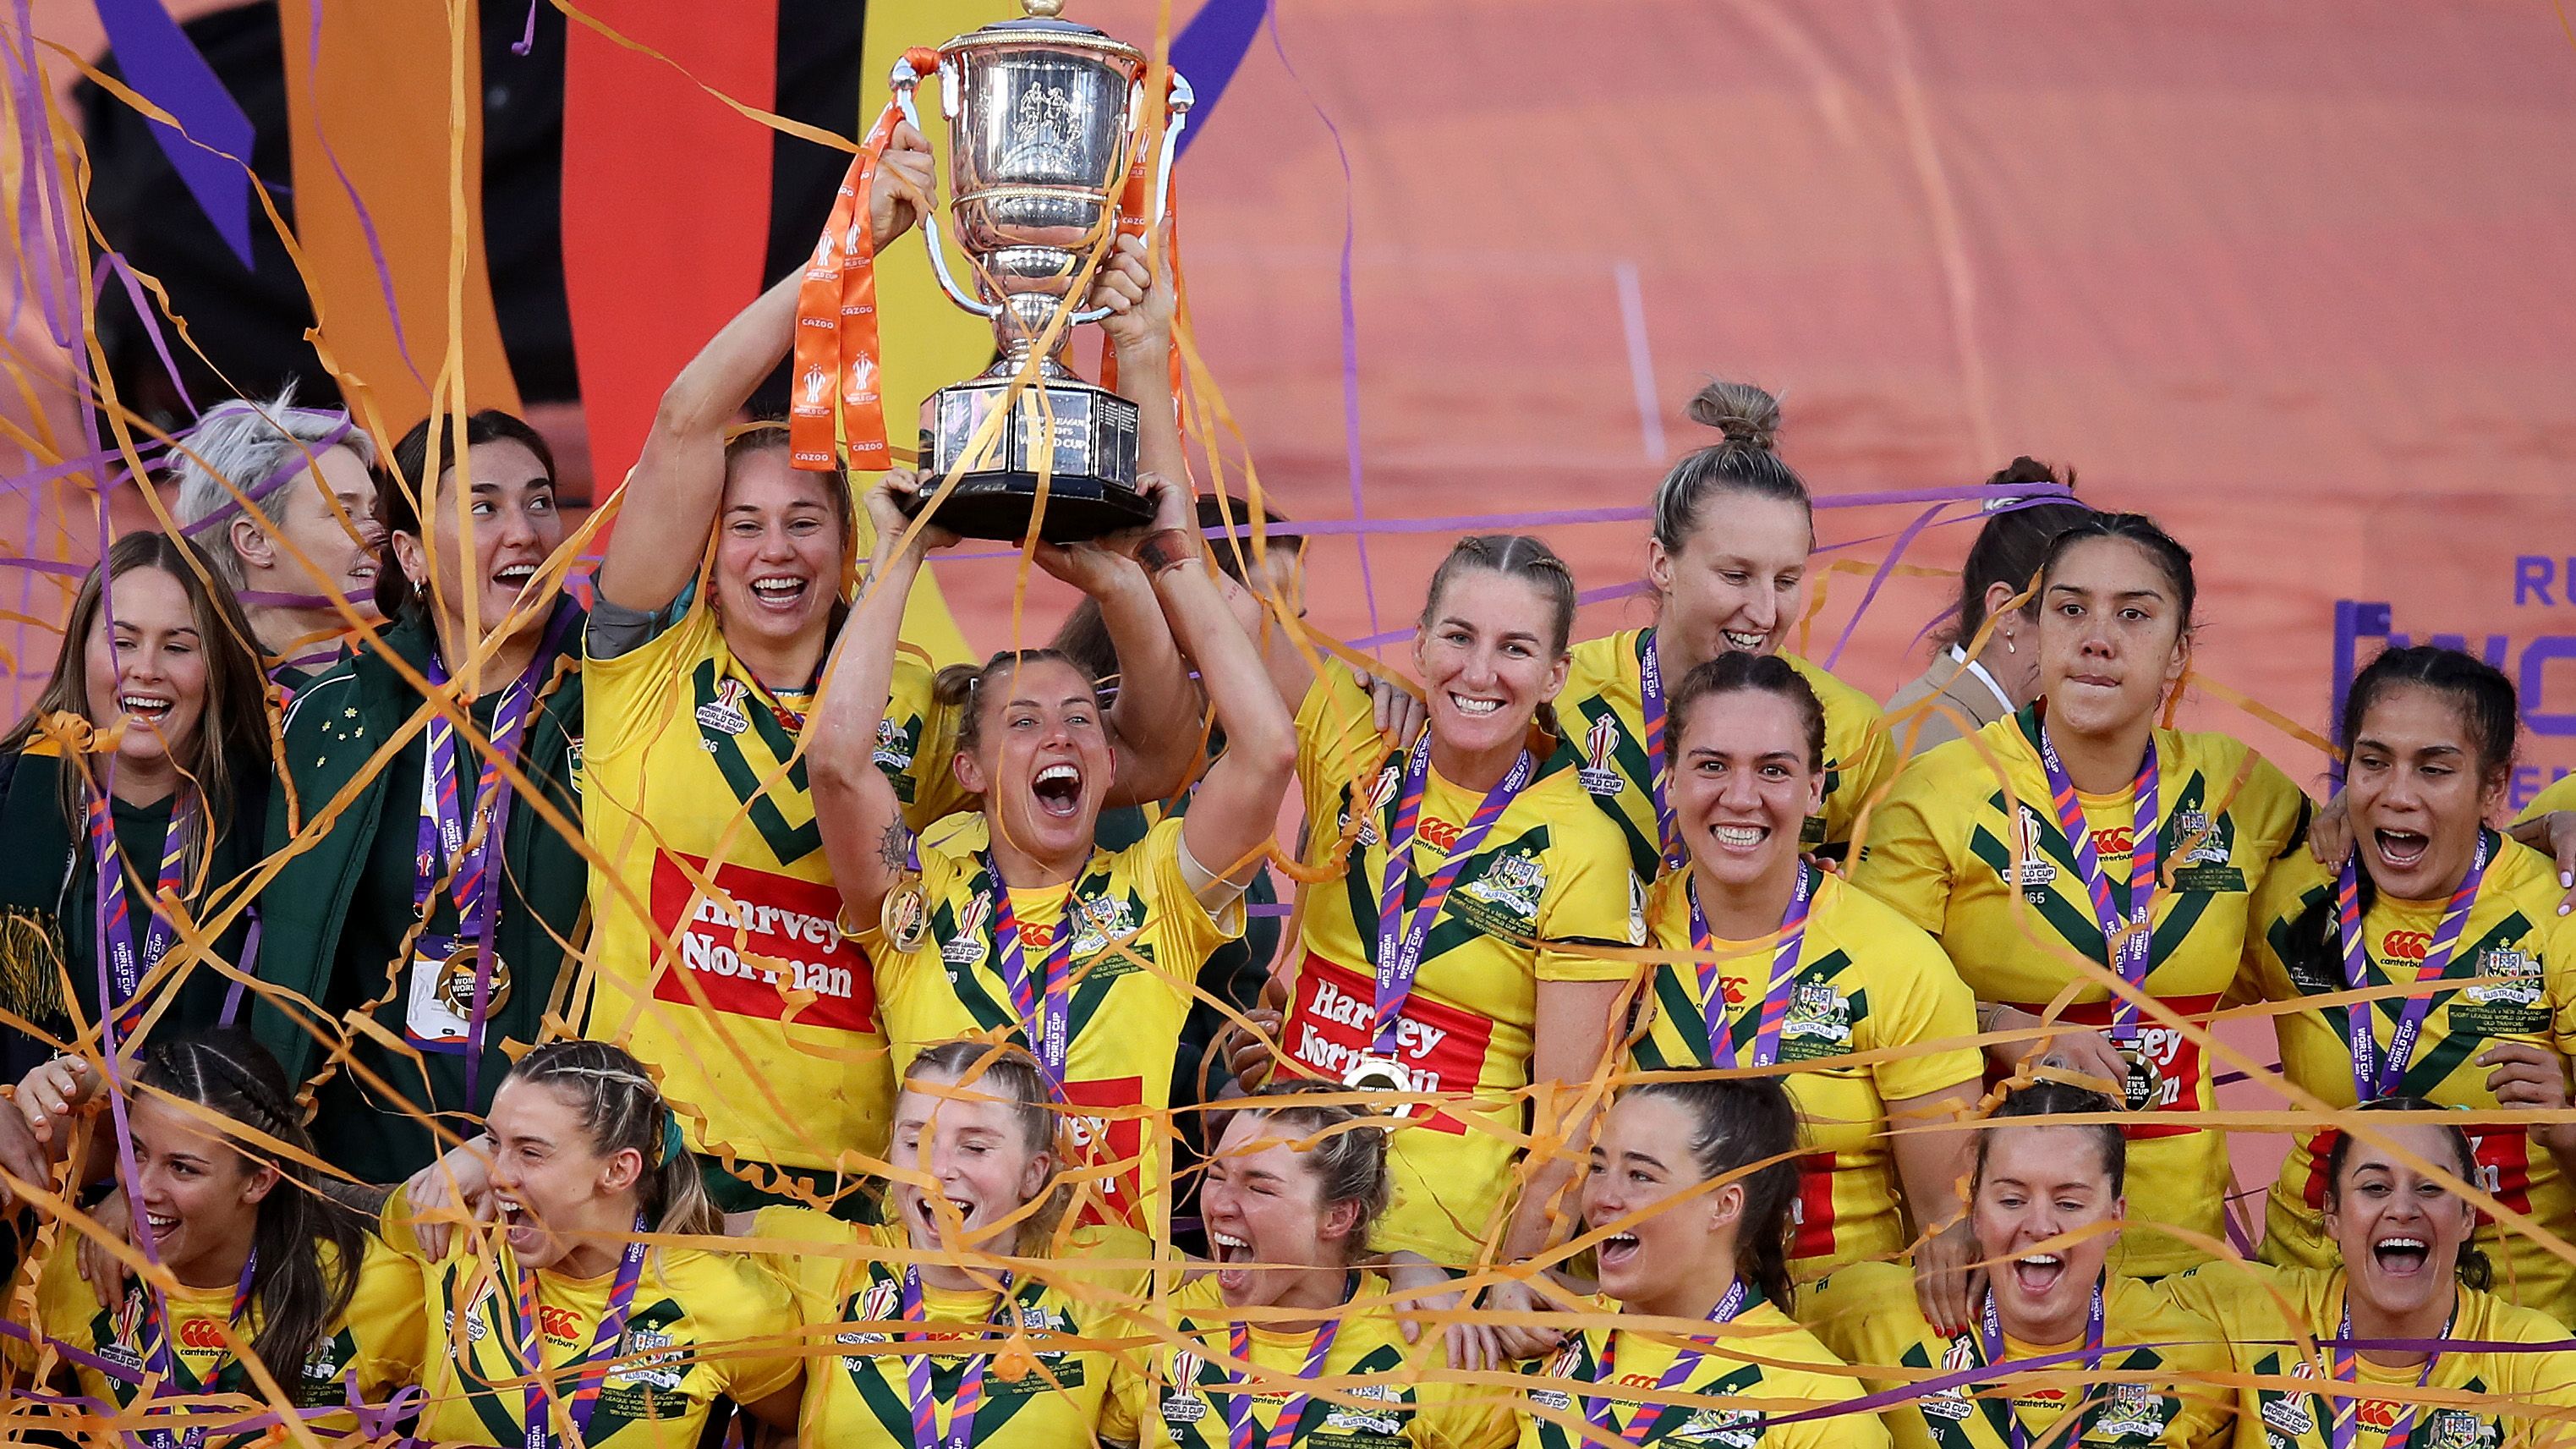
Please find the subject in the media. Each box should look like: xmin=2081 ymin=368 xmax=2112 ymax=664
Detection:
xmin=249 ymin=603 xmax=586 ymax=1177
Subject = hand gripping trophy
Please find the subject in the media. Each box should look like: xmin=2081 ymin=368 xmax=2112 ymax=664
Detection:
xmin=790 ymin=0 xmax=1192 ymax=541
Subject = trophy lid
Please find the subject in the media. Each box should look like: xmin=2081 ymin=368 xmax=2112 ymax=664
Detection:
xmin=946 ymin=1 xmax=1143 ymax=63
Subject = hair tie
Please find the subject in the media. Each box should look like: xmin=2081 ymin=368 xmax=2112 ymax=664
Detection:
xmin=656 ymin=1106 xmax=686 ymax=1169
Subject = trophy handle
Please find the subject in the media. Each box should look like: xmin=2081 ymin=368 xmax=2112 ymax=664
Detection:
xmin=1066 ymin=69 xmax=1194 ymax=326
xmin=891 ymin=51 xmax=1004 ymax=321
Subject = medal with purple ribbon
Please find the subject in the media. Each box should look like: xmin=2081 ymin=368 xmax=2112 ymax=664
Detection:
xmin=2340 ymin=832 xmax=2490 ymax=1103
xmin=1585 ymin=1276 xmax=1750 ymax=1445
xmin=133 ymin=1248 xmax=255 ymax=1449
xmin=980 ymin=853 xmax=1076 ymax=1095
xmin=2326 ymin=1296 xmax=2451 ymax=1449
xmin=85 ymin=785 xmax=195 ymax=1038
xmin=1686 ymin=862 xmax=1814 ymax=1070
xmin=512 ymin=1212 xmax=647 ymax=1449
xmin=1356 ymin=733 xmax=1532 ymax=1115
xmin=2033 ymin=721 xmax=2161 ymax=1108
xmin=1978 ymin=1276 xmax=2106 ymax=1449
xmin=1221 ymin=1273 xmax=1354 ymax=1449
xmin=1638 ymin=628 xmax=1684 ymax=874
xmin=901 ymin=1264 xmax=1019 ymax=1449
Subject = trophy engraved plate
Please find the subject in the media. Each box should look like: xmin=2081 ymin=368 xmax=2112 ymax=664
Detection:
xmin=883 ymin=2 xmax=1194 ymax=542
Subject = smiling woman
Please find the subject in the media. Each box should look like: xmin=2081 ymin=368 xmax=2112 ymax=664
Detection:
xmin=0 ymin=533 xmax=269 ymax=1084
xmin=2241 ymin=645 xmax=2576 ymax=1322
xmin=246 ymin=409 xmax=589 ymax=1187
xmin=2160 ymin=1101 xmax=2576 ymax=1449
xmin=1850 ymin=512 xmax=2316 ymax=1280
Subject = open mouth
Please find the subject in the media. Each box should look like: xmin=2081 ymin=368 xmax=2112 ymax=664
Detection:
xmin=2373 ymin=1234 xmax=2431 ymax=1276
xmin=118 ymin=693 xmax=173 ymax=725
xmin=1708 ymin=822 xmax=1768 ymax=850
xmin=748 ymin=574 xmax=809 ymax=612
xmin=491 ymin=562 xmax=536 ymax=593
xmin=1032 ymin=762 xmax=1083 ymax=818
xmin=913 ymin=1193 xmax=977 ymax=1239
xmin=2375 ymin=830 xmax=2431 ymax=871
xmin=1722 ymin=630 xmax=1767 ymax=651
xmin=1597 ymin=1231 xmax=1642 ymax=1273
xmin=2010 ymin=1252 xmax=2065 ymax=1295
xmin=142 ymin=1211 xmax=178 ymax=1243
xmin=1446 ymin=692 xmax=1504 ymax=718
xmin=348 ymin=558 xmax=377 ymax=582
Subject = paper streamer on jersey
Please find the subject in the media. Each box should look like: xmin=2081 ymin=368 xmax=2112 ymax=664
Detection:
xmin=4 ymin=2 xmax=2576 ymax=1443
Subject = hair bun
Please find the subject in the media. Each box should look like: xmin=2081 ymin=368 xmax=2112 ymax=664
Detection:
xmin=1686 ymin=380 xmax=1782 ymax=453
xmin=1986 ymin=455 xmax=2077 ymax=492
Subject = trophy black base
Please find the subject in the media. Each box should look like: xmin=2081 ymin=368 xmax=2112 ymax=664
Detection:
xmin=911 ymin=373 xmax=1149 ymax=542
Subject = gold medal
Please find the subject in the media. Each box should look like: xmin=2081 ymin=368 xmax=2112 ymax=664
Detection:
xmin=1341 ymin=1056 xmax=1419 ymax=1119
xmin=434 ymin=943 xmax=512 ymax=1018
xmin=883 ymin=886 xmax=929 ymax=952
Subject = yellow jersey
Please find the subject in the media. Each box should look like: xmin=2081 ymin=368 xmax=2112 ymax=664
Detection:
xmin=2242 ymin=835 xmax=2576 ymax=1323
xmin=581 ymin=603 xmax=967 ymax=1179
xmin=1806 ymin=1260 xmax=2233 ymax=1449
xmin=2516 ymin=776 xmax=2576 ymax=826
xmin=751 ymin=1206 xmax=1150 ymax=1449
xmin=389 ymin=1183 xmax=800 ymax=1447
xmin=863 ymin=812 xmax=1236 ymax=1231
xmin=2157 ymin=1259 xmax=2576 ymax=1449
xmin=1281 ymin=662 xmax=1644 ymax=1265
xmin=1632 ymin=870 xmax=1982 ymax=1276
xmin=1557 ymin=628 xmax=1896 ymax=870
xmin=16 ymin=1232 xmax=420 ymax=1443
xmin=1102 ymin=1271 xmax=1518 ymax=1449
xmin=1519 ymin=1290 xmax=1890 ymax=1449
xmin=1850 ymin=708 xmax=2314 ymax=1277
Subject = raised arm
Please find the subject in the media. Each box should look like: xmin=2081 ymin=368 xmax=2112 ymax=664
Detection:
xmin=1134 ymin=477 xmax=1299 ymax=903
xmin=597 ymin=125 xmax=933 ymax=614
xmin=814 ymin=475 xmax=955 ymax=927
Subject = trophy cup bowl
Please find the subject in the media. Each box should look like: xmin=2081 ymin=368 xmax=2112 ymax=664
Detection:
xmin=894 ymin=5 xmax=1192 ymax=542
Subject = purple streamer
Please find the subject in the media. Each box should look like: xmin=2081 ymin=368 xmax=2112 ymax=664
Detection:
xmin=91 ymin=0 xmax=257 ymax=267
xmin=1266 ymin=4 xmax=1378 ymax=640
xmin=97 ymin=253 xmax=198 ymax=416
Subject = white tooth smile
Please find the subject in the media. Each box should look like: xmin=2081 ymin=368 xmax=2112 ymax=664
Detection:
xmin=1712 ymin=825 xmax=1764 ymax=846
xmin=751 ymin=578 xmax=805 ymax=598
xmin=2019 ymin=1254 xmax=2061 ymax=1266
xmin=1449 ymin=694 xmax=1503 ymax=716
xmin=119 ymin=695 xmax=171 ymax=716
xmin=1723 ymin=631 xmax=1766 ymax=650
xmin=1037 ymin=764 xmax=1079 ymax=785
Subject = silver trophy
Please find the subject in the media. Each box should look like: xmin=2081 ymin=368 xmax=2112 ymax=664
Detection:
xmin=893 ymin=0 xmax=1192 ymax=541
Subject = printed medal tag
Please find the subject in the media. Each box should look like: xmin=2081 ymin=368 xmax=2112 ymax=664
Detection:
xmin=405 ymin=936 xmax=510 ymax=1046
xmin=2116 ymin=1039 xmax=2158 ymax=1113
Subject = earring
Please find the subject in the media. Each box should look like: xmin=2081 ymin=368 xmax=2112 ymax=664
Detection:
xmin=2005 ymin=636 xmax=2017 ymax=655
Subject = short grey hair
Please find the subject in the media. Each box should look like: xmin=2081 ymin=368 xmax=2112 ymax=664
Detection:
xmin=171 ymin=384 xmax=376 ymax=588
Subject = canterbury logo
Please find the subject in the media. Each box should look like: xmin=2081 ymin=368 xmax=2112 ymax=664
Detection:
xmin=178 ymin=1318 xmax=228 ymax=1351
xmin=2382 ymin=930 xmax=2433 ymax=963
xmin=2091 ymin=826 xmax=2135 ymax=856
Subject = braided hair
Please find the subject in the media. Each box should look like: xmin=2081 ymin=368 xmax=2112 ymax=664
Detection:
xmin=502 ymin=1040 xmax=718 ymax=1237
xmin=134 ymin=1030 xmax=369 ymax=1377
xmin=1215 ymin=1079 xmax=1394 ymax=1266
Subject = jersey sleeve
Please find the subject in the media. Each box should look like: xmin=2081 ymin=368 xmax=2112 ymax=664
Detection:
xmin=1134 ymin=815 xmax=1244 ymax=997
xmin=1412 ymin=1364 xmax=1525 ymax=1449
xmin=18 ymin=1234 xmax=96 ymax=1377
xmin=2147 ymin=1257 xmax=2293 ymax=1349
xmin=2231 ymin=749 xmax=2317 ymax=884
xmin=338 ymin=1237 xmax=429 ymax=1394
xmin=697 ymin=1256 xmax=805 ymax=1406
xmin=1849 ymin=756 xmax=1962 ymax=936
xmin=2237 ymin=853 xmax=2328 ymax=1007
xmin=2518 ymin=773 xmax=2576 ymax=827
xmin=745 ymin=1205 xmax=862 ymax=1317
xmin=1295 ymin=663 xmax=1384 ymax=853
xmin=1834 ymin=701 xmax=1899 ymax=846
xmin=1774 ymin=1381 xmax=1894 ymax=1449
xmin=1851 ymin=906 xmax=1983 ymax=1102
xmin=1098 ymin=1330 xmax=1147 ymax=1446
xmin=580 ymin=599 xmax=718 ymax=765
xmin=1535 ymin=815 xmax=1647 ymax=983
xmin=1061 ymin=1222 xmax=1158 ymax=1300
xmin=889 ymin=653 xmax=975 ymax=833
xmin=852 ymin=835 xmax=966 ymax=1002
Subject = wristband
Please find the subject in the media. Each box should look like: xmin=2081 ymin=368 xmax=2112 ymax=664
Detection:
xmin=1136 ymin=528 xmax=1200 ymax=578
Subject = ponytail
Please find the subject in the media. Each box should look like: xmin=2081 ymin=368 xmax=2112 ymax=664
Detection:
xmin=504 ymin=1040 xmax=718 ymax=1238
xmin=1623 ymin=1075 xmax=1802 ymax=1310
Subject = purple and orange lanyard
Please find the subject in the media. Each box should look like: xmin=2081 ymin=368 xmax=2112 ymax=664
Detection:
xmin=2033 ymin=722 xmax=2161 ymax=1049
xmin=900 ymin=1264 xmax=1019 ymax=1449
xmin=2326 ymin=1298 xmax=2452 ymax=1449
xmin=1368 ymin=733 xmax=1533 ymax=1062
xmin=510 ymin=1213 xmax=647 ymax=1449
xmin=84 ymin=784 xmax=195 ymax=1035
xmin=1585 ymin=1277 xmax=1750 ymax=1444
xmin=1978 ymin=1277 xmax=2106 ymax=1449
xmin=978 ymin=850 xmax=1077 ymax=1096
xmin=131 ymin=1249 xmax=256 ymax=1449
xmin=1637 ymin=629 xmax=1684 ymax=873
xmin=1219 ymin=1274 xmax=1355 ymax=1449
xmin=2339 ymin=834 xmax=2490 ymax=1103
xmin=414 ymin=617 xmax=558 ymax=1091
xmin=1685 ymin=863 xmax=1814 ymax=1070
